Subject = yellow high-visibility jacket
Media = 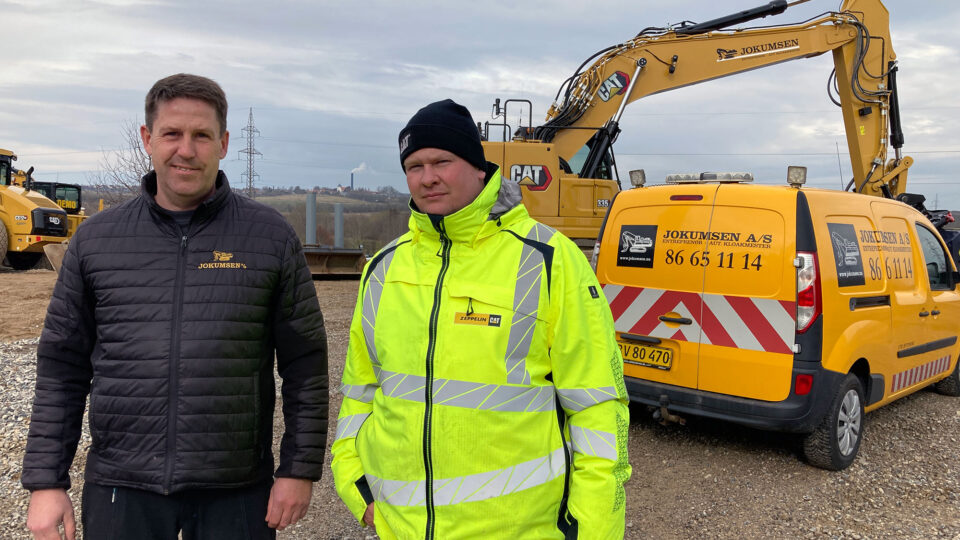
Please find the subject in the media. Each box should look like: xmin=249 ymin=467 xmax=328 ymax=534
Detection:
xmin=332 ymin=167 xmax=631 ymax=539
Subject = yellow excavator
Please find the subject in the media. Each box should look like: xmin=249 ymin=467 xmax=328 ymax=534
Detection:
xmin=0 ymin=148 xmax=80 ymax=270
xmin=482 ymin=0 xmax=910 ymax=248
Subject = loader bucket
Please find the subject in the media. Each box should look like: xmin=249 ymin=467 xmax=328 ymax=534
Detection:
xmin=303 ymin=246 xmax=366 ymax=280
xmin=43 ymin=243 xmax=68 ymax=274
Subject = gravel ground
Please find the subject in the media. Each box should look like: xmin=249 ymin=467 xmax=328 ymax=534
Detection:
xmin=2 ymin=276 xmax=960 ymax=538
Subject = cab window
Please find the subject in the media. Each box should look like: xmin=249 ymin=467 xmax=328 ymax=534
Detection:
xmin=0 ymin=161 xmax=9 ymax=186
xmin=567 ymin=137 xmax=615 ymax=180
xmin=915 ymin=224 xmax=952 ymax=290
xmin=56 ymin=186 xmax=81 ymax=212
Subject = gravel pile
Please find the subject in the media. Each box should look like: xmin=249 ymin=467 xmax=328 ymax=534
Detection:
xmin=3 ymin=280 xmax=960 ymax=539
xmin=0 ymin=339 xmax=86 ymax=539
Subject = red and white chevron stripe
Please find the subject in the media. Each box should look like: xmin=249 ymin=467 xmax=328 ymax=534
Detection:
xmin=891 ymin=355 xmax=952 ymax=393
xmin=602 ymin=284 xmax=796 ymax=355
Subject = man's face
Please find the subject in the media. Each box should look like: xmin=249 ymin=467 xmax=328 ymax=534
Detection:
xmin=140 ymin=97 xmax=229 ymax=211
xmin=404 ymin=148 xmax=485 ymax=216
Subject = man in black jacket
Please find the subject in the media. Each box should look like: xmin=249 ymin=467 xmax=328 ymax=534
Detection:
xmin=22 ymin=73 xmax=328 ymax=540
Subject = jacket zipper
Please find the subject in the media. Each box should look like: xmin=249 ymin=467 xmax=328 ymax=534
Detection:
xmin=423 ymin=222 xmax=451 ymax=540
xmin=163 ymin=234 xmax=188 ymax=494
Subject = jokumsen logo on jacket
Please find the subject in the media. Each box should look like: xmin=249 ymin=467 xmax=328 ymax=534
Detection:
xmin=198 ymin=250 xmax=247 ymax=269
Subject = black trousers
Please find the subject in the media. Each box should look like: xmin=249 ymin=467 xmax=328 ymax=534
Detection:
xmin=81 ymin=480 xmax=276 ymax=540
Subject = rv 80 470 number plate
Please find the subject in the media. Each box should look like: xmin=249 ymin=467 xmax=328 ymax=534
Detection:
xmin=617 ymin=340 xmax=673 ymax=370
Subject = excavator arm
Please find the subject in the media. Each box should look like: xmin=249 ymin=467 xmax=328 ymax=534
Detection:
xmin=542 ymin=0 xmax=903 ymax=197
xmin=483 ymin=0 xmax=909 ymax=244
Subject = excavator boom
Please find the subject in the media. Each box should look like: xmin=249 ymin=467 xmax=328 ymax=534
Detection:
xmin=483 ymin=0 xmax=908 ymax=245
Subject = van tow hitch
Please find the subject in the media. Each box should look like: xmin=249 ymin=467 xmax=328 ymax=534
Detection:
xmin=652 ymin=406 xmax=686 ymax=426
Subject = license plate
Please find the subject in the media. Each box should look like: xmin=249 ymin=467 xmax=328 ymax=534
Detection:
xmin=617 ymin=340 xmax=673 ymax=370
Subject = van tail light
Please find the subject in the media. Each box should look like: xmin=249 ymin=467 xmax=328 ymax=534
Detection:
xmin=794 ymin=373 xmax=813 ymax=396
xmin=796 ymin=252 xmax=821 ymax=333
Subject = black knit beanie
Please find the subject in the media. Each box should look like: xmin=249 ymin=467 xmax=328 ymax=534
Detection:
xmin=398 ymin=99 xmax=486 ymax=172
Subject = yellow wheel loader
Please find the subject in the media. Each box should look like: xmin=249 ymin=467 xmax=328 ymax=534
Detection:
xmin=0 ymin=148 xmax=71 ymax=270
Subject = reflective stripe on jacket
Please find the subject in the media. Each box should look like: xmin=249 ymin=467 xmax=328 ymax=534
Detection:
xmin=332 ymin=166 xmax=631 ymax=539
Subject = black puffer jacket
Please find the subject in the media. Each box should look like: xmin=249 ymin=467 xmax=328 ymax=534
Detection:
xmin=22 ymin=172 xmax=328 ymax=494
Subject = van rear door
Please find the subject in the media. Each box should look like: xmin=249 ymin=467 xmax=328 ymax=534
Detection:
xmin=698 ymin=184 xmax=796 ymax=401
xmin=598 ymin=184 xmax=719 ymax=391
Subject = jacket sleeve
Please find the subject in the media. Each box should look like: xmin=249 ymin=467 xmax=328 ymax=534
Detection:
xmin=547 ymin=236 xmax=631 ymax=540
xmin=22 ymin=236 xmax=96 ymax=490
xmin=273 ymin=233 xmax=329 ymax=480
xmin=331 ymin=263 xmax=379 ymax=524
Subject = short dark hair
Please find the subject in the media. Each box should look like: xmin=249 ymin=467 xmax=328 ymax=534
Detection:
xmin=145 ymin=74 xmax=228 ymax=135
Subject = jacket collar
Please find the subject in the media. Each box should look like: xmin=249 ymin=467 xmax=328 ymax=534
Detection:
xmin=409 ymin=162 xmax=521 ymax=243
xmin=141 ymin=170 xmax=232 ymax=222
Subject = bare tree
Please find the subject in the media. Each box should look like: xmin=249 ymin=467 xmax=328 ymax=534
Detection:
xmin=87 ymin=119 xmax=151 ymax=207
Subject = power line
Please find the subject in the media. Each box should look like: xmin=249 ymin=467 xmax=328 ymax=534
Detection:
xmin=617 ymin=150 xmax=960 ymax=156
xmin=259 ymin=136 xmax=394 ymax=149
xmin=22 ymin=147 xmax=960 ymax=164
xmin=621 ymin=106 xmax=960 ymax=117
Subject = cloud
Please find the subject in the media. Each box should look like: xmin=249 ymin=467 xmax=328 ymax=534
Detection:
xmin=4 ymin=0 xmax=960 ymax=205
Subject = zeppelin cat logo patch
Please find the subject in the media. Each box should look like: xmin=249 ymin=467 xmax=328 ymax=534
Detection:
xmin=454 ymin=313 xmax=502 ymax=327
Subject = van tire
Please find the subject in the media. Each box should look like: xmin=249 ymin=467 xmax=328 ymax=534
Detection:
xmin=803 ymin=374 xmax=864 ymax=471
xmin=933 ymin=359 xmax=960 ymax=397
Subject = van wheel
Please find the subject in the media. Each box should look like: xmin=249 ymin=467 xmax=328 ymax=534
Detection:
xmin=933 ymin=359 xmax=960 ymax=396
xmin=802 ymin=374 xmax=864 ymax=470
xmin=6 ymin=251 xmax=43 ymax=270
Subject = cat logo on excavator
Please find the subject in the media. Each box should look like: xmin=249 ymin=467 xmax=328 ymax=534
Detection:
xmin=597 ymin=71 xmax=630 ymax=101
xmin=509 ymin=164 xmax=553 ymax=191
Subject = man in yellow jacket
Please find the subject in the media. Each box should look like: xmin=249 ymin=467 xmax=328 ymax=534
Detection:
xmin=332 ymin=99 xmax=630 ymax=539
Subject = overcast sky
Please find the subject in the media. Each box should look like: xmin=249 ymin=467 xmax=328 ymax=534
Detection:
xmin=5 ymin=0 xmax=960 ymax=208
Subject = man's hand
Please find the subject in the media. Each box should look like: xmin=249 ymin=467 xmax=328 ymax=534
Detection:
xmin=26 ymin=488 xmax=76 ymax=540
xmin=265 ymin=477 xmax=313 ymax=530
xmin=363 ymin=502 xmax=376 ymax=531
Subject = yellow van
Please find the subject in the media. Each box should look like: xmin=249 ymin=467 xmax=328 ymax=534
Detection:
xmin=594 ymin=173 xmax=960 ymax=470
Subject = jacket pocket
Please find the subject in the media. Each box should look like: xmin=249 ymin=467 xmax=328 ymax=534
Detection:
xmin=447 ymin=278 xmax=547 ymax=325
xmin=355 ymin=411 xmax=374 ymax=468
xmin=446 ymin=279 xmax=547 ymax=380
